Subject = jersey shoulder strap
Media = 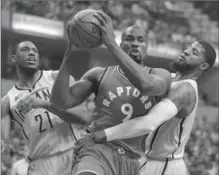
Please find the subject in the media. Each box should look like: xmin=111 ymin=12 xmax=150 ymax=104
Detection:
xmin=41 ymin=70 xmax=55 ymax=85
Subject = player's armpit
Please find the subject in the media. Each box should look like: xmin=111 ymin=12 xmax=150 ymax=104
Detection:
xmin=68 ymin=67 xmax=105 ymax=108
xmin=167 ymin=82 xmax=196 ymax=111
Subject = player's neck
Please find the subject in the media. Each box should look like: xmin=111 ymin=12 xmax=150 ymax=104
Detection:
xmin=175 ymin=69 xmax=202 ymax=81
xmin=16 ymin=68 xmax=41 ymax=89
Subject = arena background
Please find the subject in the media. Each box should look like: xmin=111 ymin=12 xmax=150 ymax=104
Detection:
xmin=1 ymin=1 xmax=218 ymax=175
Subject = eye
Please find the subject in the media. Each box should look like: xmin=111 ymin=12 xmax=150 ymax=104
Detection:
xmin=21 ymin=47 xmax=29 ymax=52
xmin=124 ymin=35 xmax=134 ymax=42
xmin=138 ymin=37 xmax=144 ymax=42
xmin=32 ymin=48 xmax=39 ymax=53
xmin=125 ymin=37 xmax=133 ymax=42
xmin=193 ymin=48 xmax=199 ymax=55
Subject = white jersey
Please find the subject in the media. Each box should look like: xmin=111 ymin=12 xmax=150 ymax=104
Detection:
xmin=7 ymin=70 xmax=81 ymax=160
xmin=145 ymin=79 xmax=198 ymax=159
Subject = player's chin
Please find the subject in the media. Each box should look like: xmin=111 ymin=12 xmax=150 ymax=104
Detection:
xmin=170 ymin=62 xmax=188 ymax=72
xmin=21 ymin=65 xmax=39 ymax=71
xmin=130 ymin=55 xmax=142 ymax=64
xmin=27 ymin=65 xmax=39 ymax=69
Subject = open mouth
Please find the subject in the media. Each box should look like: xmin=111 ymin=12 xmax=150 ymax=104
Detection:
xmin=130 ymin=49 xmax=140 ymax=56
xmin=179 ymin=55 xmax=186 ymax=62
xmin=26 ymin=57 xmax=36 ymax=64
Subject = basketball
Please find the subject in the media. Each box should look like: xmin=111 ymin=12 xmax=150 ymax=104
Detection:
xmin=67 ymin=9 xmax=103 ymax=49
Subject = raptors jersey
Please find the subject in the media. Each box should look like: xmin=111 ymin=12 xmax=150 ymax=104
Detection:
xmin=145 ymin=79 xmax=198 ymax=159
xmin=90 ymin=66 xmax=157 ymax=154
xmin=7 ymin=70 xmax=81 ymax=160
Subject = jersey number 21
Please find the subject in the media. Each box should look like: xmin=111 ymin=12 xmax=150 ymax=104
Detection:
xmin=35 ymin=111 xmax=53 ymax=133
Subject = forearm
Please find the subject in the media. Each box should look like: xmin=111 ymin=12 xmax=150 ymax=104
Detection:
xmin=104 ymin=116 xmax=150 ymax=141
xmin=1 ymin=115 xmax=11 ymax=142
xmin=42 ymin=101 xmax=91 ymax=125
xmin=50 ymin=51 xmax=72 ymax=109
xmin=107 ymin=42 xmax=160 ymax=93
xmin=104 ymin=98 xmax=178 ymax=141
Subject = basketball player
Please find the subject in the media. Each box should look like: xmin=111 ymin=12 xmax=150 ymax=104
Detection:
xmin=83 ymin=41 xmax=216 ymax=175
xmin=1 ymin=41 xmax=92 ymax=175
xmin=48 ymin=12 xmax=172 ymax=175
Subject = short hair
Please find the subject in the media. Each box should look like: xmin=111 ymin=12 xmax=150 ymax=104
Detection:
xmin=199 ymin=41 xmax=217 ymax=68
xmin=12 ymin=43 xmax=19 ymax=55
xmin=12 ymin=41 xmax=34 ymax=55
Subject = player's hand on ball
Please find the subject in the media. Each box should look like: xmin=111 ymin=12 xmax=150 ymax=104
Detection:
xmin=92 ymin=11 xmax=116 ymax=47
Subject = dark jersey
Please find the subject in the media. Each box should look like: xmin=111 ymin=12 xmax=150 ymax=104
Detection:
xmin=89 ymin=66 xmax=157 ymax=155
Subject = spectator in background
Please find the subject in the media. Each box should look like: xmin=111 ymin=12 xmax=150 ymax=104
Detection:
xmin=11 ymin=145 xmax=29 ymax=175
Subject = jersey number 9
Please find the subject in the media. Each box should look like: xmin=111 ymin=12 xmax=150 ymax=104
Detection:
xmin=121 ymin=103 xmax=133 ymax=122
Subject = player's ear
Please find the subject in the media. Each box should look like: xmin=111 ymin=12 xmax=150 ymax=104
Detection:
xmin=11 ymin=55 xmax=17 ymax=64
xmin=199 ymin=62 xmax=209 ymax=71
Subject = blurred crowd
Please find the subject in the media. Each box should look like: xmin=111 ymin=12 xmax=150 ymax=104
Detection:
xmin=1 ymin=122 xmax=29 ymax=175
xmin=184 ymin=116 xmax=219 ymax=175
xmin=1 ymin=1 xmax=219 ymax=50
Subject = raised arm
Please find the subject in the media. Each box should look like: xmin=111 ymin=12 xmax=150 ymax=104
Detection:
xmin=50 ymin=46 xmax=92 ymax=110
xmin=50 ymin=41 xmax=105 ymax=110
xmin=17 ymin=68 xmax=105 ymax=125
xmin=92 ymin=81 xmax=196 ymax=143
xmin=92 ymin=11 xmax=172 ymax=96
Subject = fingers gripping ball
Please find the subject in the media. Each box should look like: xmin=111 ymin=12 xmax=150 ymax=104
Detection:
xmin=67 ymin=9 xmax=103 ymax=49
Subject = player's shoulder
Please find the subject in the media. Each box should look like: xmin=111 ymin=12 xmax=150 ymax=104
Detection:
xmin=5 ymin=85 xmax=18 ymax=98
xmin=12 ymin=159 xmax=25 ymax=169
xmin=151 ymin=68 xmax=172 ymax=79
xmin=1 ymin=95 xmax=10 ymax=115
xmin=151 ymin=68 xmax=172 ymax=88
xmin=88 ymin=66 xmax=106 ymax=73
xmin=171 ymin=80 xmax=196 ymax=93
xmin=82 ymin=67 xmax=106 ymax=81
xmin=42 ymin=70 xmax=56 ymax=79
xmin=1 ymin=94 xmax=10 ymax=104
xmin=169 ymin=80 xmax=196 ymax=107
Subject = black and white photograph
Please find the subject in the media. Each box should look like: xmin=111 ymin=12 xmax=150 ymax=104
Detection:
xmin=1 ymin=1 xmax=219 ymax=175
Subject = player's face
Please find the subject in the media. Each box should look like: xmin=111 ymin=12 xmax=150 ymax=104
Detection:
xmin=14 ymin=42 xmax=40 ymax=70
xmin=120 ymin=27 xmax=147 ymax=65
xmin=172 ymin=42 xmax=206 ymax=72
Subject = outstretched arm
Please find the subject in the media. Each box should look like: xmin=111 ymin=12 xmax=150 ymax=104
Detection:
xmin=17 ymin=67 xmax=104 ymax=124
xmin=92 ymin=81 xmax=196 ymax=142
xmin=104 ymin=98 xmax=178 ymax=141
xmin=92 ymin=11 xmax=171 ymax=96
xmin=43 ymin=101 xmax=95 ymax=125
xmin=15 ymin=92 xmax=94 ymax=125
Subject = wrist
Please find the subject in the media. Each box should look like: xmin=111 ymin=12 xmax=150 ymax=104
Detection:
xmin=41 ymin=100 xmax=50 ymax=109
xmin=92 ymin=130 xmax=107 ymax=144
xmin=106 ymin=40 xmax=118 ymax=49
